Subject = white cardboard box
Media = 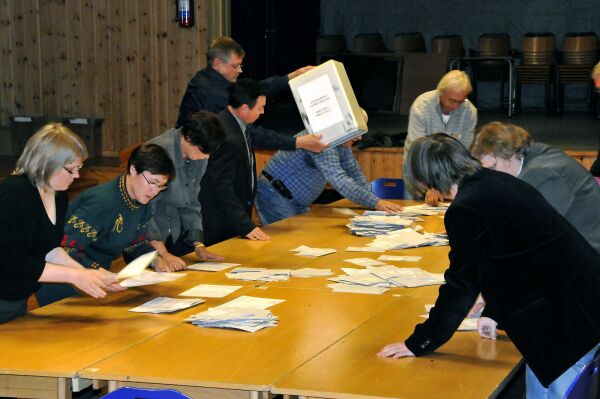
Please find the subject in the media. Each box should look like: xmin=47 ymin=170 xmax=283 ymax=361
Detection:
xmin=289 ymin=60 xmax=367 ymax=148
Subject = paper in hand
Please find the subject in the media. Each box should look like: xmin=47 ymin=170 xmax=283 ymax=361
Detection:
xmin=117 ymin=251 xmax=157 ymax=279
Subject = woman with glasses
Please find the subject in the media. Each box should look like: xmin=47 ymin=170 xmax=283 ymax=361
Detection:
xmin=36 ymin=143 xmax=174 ymax=306
xmin=0 ymin=123 xmax=119 ymax=323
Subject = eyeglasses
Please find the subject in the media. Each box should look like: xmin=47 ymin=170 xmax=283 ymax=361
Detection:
xmin=141 ymin=172 xmax=168 ymax=192
xmin=221 ymin=59 xmax=243 ymax=70
xmin=63 ymin=163 xmax=84 ymax=175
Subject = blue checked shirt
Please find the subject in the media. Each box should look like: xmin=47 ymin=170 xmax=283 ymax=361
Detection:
xmin=263 ymin=137 xmax=380 ymax=208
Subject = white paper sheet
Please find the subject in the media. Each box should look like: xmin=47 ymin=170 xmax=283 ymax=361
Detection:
xmin=179 ymin=284 xmax=243 ymax=298
xmin=117 ymin=251 xmax=157 ymax=279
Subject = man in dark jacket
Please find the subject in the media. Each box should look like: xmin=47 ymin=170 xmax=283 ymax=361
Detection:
xmin=378 ymin=133 xmax=600 ymax=398
xmin=199 ymin=79 xmax=326 ymax=246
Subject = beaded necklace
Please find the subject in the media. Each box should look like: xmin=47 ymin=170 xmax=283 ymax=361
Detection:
xmin=119 ymin=175 xmax=140 ymax=210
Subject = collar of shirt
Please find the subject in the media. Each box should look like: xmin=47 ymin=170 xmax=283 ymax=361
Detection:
xmin=229 ymin=109 xmax=248 ymax=135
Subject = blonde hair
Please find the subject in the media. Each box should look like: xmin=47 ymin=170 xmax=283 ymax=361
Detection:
xmin=592 ymin=61 xmax=600 ymax=79
xmin=470 ymin=121 xmax=532 ymax=160
xmin=437 ymin=70 xmax=472 ymax=94
xmin=13 ymin=123 xmax=88 ymax=188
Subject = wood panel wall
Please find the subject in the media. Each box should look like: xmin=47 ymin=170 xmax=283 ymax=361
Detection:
xmin=0 ymin=0 xmax=208 ymax=156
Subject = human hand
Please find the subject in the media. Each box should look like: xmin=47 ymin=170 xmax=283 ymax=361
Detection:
xmin=195 ymin=245 xmax=225 ymax=261
xmin=424 ymin=188 xmax=443 ymax=206
xmin=154 ymin=252 xmax=187 ymax=272
xmin=468 ymin=293 xmax=486 ymax=317
xmin=377 ymin=341 xmax=415 ymax=359
xmin=478 ymin=316 xmax=498 ymax=340
xmin=375 ymin=199 xmax=403 ymax=213
xmin=246 ymin=227 xmax=270 ymax=241
xmin=296 ymin=134 xmax=328 ymax=153
xmin=71 ymin=269 xmax=112 ymax=299
xmin=288 ymin=65 xmax=315 ymax=79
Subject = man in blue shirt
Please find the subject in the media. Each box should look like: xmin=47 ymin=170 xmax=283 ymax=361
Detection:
xmin=255 ymin=132 xmax=403 ymax=225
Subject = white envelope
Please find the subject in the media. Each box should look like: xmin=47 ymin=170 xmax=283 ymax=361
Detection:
xmin=117 ymin=251 xmax=157 ymax=279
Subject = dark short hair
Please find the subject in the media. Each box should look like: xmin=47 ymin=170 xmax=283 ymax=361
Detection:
xmin=406 ymin=133 xmax=481 ymax=195
xmin=128 ymin=144 xmax=174 ymax=177
xmin=208 ymin=36 xmax=245 ymax=65
xmin=181 ymin=110 xmax=226 ymax=154
xmin=228 ymin=78 xmax=267 ymax=109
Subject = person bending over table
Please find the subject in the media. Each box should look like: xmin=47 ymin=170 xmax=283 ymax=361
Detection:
xmin=378 ymin=133 xmax=600 ymax=399
xmin=0 ymin=123 xmax=118 ymax=323
xmin=146 ymin=111 xmax=226 ymax=271
xmin=35 ymin=144 xmax=173 ymax=306
xmin=199 ymin=79 xmax=327 ymax=246
xmin=255 ymin=131 xmax=403 ymax=225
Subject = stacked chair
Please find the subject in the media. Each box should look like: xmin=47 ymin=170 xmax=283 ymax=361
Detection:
xmin=515 ymin=32 xmax=556 ymax=113
xmin=352 ymin=33 xmax=387 ymax=53
xmin=555 ymin=32 xmax=598 ymax=114
xmin=391 ymin=32 xmax=426 ymax=53
xmin=470 ymin=34 xmax=512 ymax=108
xmin=431 ymin=34 xmax=465 ymax=66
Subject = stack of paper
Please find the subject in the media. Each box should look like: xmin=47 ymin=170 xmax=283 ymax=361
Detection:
xmin=179 ymin=284 xmax=242 ymax=298
xmin=421 ymin=304 xmax=480 ymax=331
xmin=327 ymin=267 xmax=392 ymax=294
xmin=291 ymin=245 xmax=336 ymax=257
xmin=378 ymin=255 xmax=422 ymax=262
xmin=128 ymin=297 xmax=204 ymax=314
xmin=290 ymin=268 xmax=334 ymax=278
xmin=187 ymin=262 xmax=240 ymax=272
xmin=226 ymin=267 xmax=290 ymax=281
xmin=367 ymin=228 xmax=449 ymax=251
xmin=344 ymin=258 xmax=388 ymax=267
xmin=400 ymin=203 xmax=449 ymax=216
xmin=187 ymin=296 xmax=284 ymax=332
xmin=348 ymin=214 xmax=414 ymax=237
xmin=120 ymin=270 xmax=185 ymax=287
xmin=369 ymin=266 xmax=445 ymax=287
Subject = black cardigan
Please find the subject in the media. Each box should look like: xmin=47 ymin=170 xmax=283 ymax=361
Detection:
xmin=0 ymin=174 xmax=68 ymax=300
xmin=405 ymin=168 xmax=600 ymax=387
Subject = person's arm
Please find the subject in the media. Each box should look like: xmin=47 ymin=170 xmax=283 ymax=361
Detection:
xmin=381 ymin=205 xmax=484 ymax=358
xmin=45 ymin=247 xmax=83 ymax=268
xmin=461 ymin=104 xmax=477 ymax=148
xmin=62 ymin=205 xmax=105 ymax=269
xmin=250 ymin=126 xmax=327 ymax=153
xmin=39 ymin=263 xmax=117 ymax=299
xmin=202 ymin=141 xmax=257 ymax=238
xmin=313 ymin=149 xmax=380 ymax=209
xmin=405 ymin=102 xmax=428 ymax=154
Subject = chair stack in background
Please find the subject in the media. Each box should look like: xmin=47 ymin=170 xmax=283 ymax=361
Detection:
xmin=352 ymin=33 xmax=387 ymax=53
xmin=556 ymin=32 xmax=598 ymax=114
xmin=391 ymin=32 xmax=426 ymax=53
xmin=515 ymin=32 xmax=556 ymax=112
xmin=431 ymin=35 xmax=465 ymax=66
xmin=470 ymin=34 xmax=512 ymax=107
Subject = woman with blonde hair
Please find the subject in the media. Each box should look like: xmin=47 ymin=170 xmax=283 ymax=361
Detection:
xmin=0 ymin=123 xmax=118 ymax=323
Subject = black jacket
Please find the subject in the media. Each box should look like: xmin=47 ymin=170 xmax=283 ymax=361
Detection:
xmin=405 ymin=168 xmax=600 ymax=387
xmin=200 ymin=109 xmax=295 ymax=246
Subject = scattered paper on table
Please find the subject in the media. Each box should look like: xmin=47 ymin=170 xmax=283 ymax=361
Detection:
xmin=187 ymin=262 xmax=240 ymax=272
xmin=290 ymin=268 xmax=334 ymax=278
xmin=291 ymin=245 xmax=336 ymax=257
xmin=327 ymin=283 xmax=389 ymax=294
xmin=343 ymin=257 xmax=388 ymax=267
xmin=179 ymin=284 xmax=242 ymax=298
xmin=128 ymin=297 xmax=204 ymax=313
xmin=120 ymin=270 xmax=185 ymax=287
xmin=117 ymin=251 xmax=157 ymax=279
xmin=378 ymin=255 xmax=422 ymax=262
xmin=226 ymin=267 xmax=290 ymax=281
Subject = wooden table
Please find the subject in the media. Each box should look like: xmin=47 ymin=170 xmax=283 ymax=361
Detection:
xmin=272 ymin=295 xmax=522 ymax=399
xmin=80 ymin=286 xmax=398 ymax=398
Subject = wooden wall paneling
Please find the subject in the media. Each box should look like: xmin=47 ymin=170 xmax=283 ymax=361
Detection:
xmin=9 ymin=0 xmax=26 ymax=116
xmin=93 ymin=0 xmax=111 ymax=152
xmin=166 ymin=2 xmax=182 ymax=129
xmin=109 ymin=1 xmax=126 ymax=152
xmin=80 ymin=0 xmax=96 ymax=117
xmin=0 ymin=0 xmax=14 ymax=125
xmin=154 ymin=0 xmax=170 ymax=134
xmin=125 ymin=0 xmax=141 ymax=146
xmin=24 ymin=0 xmax=42 ymax=115
xmin=66 ymin=0 xmax=83 ymax=115
xmin=53 ymin=0 xmax=71 ymax=116
xmin=138 ymin=0 xmax=154 ymax=142
xmin=39 ymin=0 xmax=57 ymax=116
